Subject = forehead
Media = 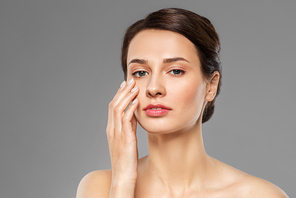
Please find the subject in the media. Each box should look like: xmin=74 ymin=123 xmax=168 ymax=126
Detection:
xmin=127 ymin=29 xmax=199 ymax=64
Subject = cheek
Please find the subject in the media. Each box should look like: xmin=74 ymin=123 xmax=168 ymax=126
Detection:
xmin=173 ymin=80 xmax=207 ymax=125
xmin=169 ymin=79 xmax=206 ymax=106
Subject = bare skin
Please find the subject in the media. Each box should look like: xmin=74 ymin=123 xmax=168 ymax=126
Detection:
xmin=76 ymin=30 xmax=288 ymax=198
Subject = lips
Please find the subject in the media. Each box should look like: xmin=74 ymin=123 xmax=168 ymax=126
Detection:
xmin=144 ymin=104 xmax=171 ymax=117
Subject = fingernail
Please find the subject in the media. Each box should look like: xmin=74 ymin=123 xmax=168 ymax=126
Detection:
xmin=131 ymin=86 xmax=138 ymax=92
xmin=127 ymin=78 xmax=134 ymax=85
xmin=120 ymin=81 xmax=126 ymax=88
xmin=132 ymin=98 xmax=138 ymax=104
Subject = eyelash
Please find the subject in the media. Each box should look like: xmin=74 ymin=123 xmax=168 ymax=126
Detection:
xmin=132 ymin=71 xmax=148 ymax=77
xmin=132 ymin=69 xmax=185 ymax=78
xmin=169 ymin=69 xmax=185 ymax=76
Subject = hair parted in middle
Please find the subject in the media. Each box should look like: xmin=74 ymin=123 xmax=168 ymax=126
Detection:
xmin=121 ymin=8 xmax=222 ymax=123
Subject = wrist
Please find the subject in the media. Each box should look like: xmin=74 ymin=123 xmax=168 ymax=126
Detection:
xmin=111 ymin=177 xmax=137 ymax=187
xmin=111 ymin=172 xmax=137 ymax=184
xmin=110 ymin=179 xmax=136 ymax=198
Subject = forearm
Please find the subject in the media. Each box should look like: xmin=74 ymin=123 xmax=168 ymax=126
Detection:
xmin=109 ymin=180 xmax=136 ymax=198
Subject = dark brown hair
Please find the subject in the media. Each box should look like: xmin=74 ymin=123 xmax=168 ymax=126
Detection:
xmin=121 ymin=8 xmax=222 ymax=123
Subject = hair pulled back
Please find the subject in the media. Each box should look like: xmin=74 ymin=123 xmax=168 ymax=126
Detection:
xmin=121 ymin=8 xmax=222 ymax=123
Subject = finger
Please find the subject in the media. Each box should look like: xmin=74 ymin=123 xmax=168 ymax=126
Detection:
xmin=107 ymin=103 xmax=115 ymax=140
xmin=107 ymin=79 xmax=131 ymax=140
xmin=113 ymin=85 xmax=139 ymax=137
xmin=107 ymin=81 xmax=126 ymax=130
xmin=112 ymin=78 xmax=135 ymax=108
xmin=122 ymin=98 xmax=138 ymax=137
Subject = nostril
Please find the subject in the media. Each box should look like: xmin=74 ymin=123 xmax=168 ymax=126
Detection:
xmin=146 ymin=81 xmax=166 ymax=97
xmin=148 ymin=92 xmax=161 ymax=97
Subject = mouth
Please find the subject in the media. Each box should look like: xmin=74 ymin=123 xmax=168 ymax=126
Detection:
xmin=144 ymin=104 xmax=171 ymax=117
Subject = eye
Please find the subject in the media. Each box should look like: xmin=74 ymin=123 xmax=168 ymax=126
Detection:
xmin=132 ymin=70 xmax=148 ymax=77
xmin=169 ymin=69 xmax=185 ymax=76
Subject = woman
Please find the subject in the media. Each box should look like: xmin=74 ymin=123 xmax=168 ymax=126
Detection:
xmin=76 ymin=8 xmax=287 ymax=197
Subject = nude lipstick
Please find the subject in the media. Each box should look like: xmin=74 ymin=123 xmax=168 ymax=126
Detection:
xmin=144 ymin=104 xmax=171 ymax=117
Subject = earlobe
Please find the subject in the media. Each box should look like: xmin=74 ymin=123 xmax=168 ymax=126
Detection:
xmin=205 ymin=71 xmax=219 ymax=102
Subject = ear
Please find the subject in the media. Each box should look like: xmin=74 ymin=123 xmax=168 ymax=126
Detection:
xmin=205 ymin=71 xmax=220 ymax=102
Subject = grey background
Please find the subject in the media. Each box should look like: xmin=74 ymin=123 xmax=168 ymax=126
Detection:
xmin=0 ymin=0 xmax=295 ymax=197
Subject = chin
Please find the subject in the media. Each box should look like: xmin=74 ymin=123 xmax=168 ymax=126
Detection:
xmin=136 ymin=113 xmax=203 ymax=136
xmin=137 ymin=118 xmax=188 ymax=135
xmin=136 ymin=117 xmax=173 ymax=134
xmin=141 ymin=125 xmax=173 ymax=134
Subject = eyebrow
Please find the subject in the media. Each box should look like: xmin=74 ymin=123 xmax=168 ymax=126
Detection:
xmin=128 ymin=59 xmax=148 ymax=65
xmin=163 ymin=57 xmax=190 ymax=63
xmin=128 ymin=57 xmax=189 ymax=65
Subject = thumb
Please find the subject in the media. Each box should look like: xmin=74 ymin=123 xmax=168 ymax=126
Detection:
xmin=131 ymin=115 xmax=137 ymax=133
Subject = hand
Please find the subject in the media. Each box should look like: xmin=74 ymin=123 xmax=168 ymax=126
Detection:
xmin=106 ymin=78 xmax=139 ymax=184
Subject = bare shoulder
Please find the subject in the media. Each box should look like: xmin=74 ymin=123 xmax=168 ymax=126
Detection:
xmin=213 ymin=158 xmax=288 ymax=197
xmin=76 ymin=169 xmax=112 ymax=198
xmin=241 ymin=174 xmax=288 ymax=198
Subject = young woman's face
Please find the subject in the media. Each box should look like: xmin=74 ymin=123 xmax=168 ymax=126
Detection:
xmin=127 ymin=29 xmax=210 ymax=134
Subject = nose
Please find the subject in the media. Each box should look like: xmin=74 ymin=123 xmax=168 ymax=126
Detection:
xmin=146 ymin=74 xmax=166 ymax=98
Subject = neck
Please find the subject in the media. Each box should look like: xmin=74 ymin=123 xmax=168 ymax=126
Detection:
xmin=144 ymin=120 xmax=214 ymax=189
